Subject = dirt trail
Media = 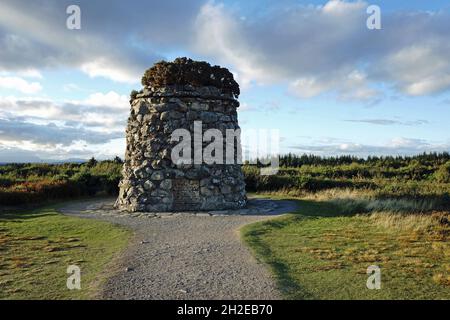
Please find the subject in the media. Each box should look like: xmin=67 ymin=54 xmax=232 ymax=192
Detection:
xmin=59 ymin=197 xmax=297 ymax=299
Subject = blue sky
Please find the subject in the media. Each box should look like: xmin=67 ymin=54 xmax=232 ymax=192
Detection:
xmin=0 ymin=0 xmax=449 ymax=161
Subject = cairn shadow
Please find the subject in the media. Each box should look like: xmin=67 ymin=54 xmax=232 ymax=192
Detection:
xmin=0 ymin=207 xmax=55 ymax=221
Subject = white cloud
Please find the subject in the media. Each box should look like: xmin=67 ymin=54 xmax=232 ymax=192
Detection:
xmin=1 ymin=0 xmax=449 ymax=99
xmin=289 ymin=77 xmax=327 ymax=99
xmin=289 ymin=70 xmax=379 ymax=101
xmin=0 ymin=1 xmax=160 ymax=83
xmin=322 ymin=0 xmax=366 ymax=15
xmin=389 ymin=137 xmax=421 ymax=148
xmin=0 ymin=117 xmax=122 ymax=147
xmin=82 ymin=91 xmax=129 ymax=109
xmin=0 ymin=96 xmax=63 ymax=119
xmin=0 ymin=93 xmax=128 ymax=134
xmin=17 ymin=69 xmax=42 ymax=79
xmin=376 ymin=40 xmax=450 ymax=95
xmin=0 ymin=143 xmax=119 ymax=162
xmin=192 ymin=1 xmax=371 ymax=91
xmin=191 ymin=1 xmax=450 ymax=101
xmin=290 ymin=137 xmax=449 ymax=156
xmin=193 ymin=2 xmax=270 ymax=86
xmin=80 ymin=59 xmax=140 ymax=84
xmin=0 ymin=76 xmax=42 ymax=93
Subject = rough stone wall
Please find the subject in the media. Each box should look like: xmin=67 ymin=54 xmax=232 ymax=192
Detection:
xmin=115 ymin=84 xmax=247 ymax=212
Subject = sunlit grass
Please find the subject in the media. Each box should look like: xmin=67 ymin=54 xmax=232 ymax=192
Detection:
xmin=242 ymin=192 xmax=450 ymax=300
xmin=0 ymin=206 xmax=130 ymax=299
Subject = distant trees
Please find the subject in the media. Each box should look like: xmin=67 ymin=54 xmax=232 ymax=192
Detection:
xmin=86 ymin=157 xmax=97 ymax=168
xmin=0 ymin=157 xmax=124 ymax=205
xmin=113 ymin=156 xmax=123 ymax=164
xmin=279 ymin=152 xmax=450 ymax=168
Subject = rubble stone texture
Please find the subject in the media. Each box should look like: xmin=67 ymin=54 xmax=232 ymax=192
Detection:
xmin=115 ymin=58 xmax=247 ymax=212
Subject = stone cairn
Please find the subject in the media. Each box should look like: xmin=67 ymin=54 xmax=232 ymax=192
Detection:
xmin=115 ymin=58 xmax=247 ymax=212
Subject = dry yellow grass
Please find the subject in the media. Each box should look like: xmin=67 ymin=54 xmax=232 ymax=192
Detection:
xmin=369 ymin=211 xmax=449 ymax=234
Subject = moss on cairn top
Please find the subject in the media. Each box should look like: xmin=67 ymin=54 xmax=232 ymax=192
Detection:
xmin=141 ymin=57 xmax=240 ymax=98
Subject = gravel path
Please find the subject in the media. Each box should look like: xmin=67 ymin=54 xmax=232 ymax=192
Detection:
xmin=59 ymin=197 xmax=297 ymax=300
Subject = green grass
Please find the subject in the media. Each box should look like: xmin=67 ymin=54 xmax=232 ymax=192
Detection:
xmin=0 ymin=205 xmax=130 ymax=299
xmin=241 ymin=195 xmax=450 ymax=300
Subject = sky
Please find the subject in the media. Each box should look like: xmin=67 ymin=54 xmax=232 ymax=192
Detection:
xmin=0 ymin=0 xmax=449 ymax=162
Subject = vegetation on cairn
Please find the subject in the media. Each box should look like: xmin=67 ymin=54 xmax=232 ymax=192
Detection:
xmin=130 ymin=90 xmax=139 ymax=101
xmin=141 ymin=57 xmax=240 ymax=98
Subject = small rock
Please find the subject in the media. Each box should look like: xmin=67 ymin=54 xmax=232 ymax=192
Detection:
xmin=200 ymin=111 xmax=218 ymax=123
xmin=160 ymin=111 xmax=170 ymax=121
xmin=143 ymin=180 xmax=154 ymax=190
xmin=151 ymin=171 xmax=164 ymax=181
xmin=191 ymin=102 xmax=208 ymax=111
xmin=220 ymin=185 xmax=232 ymax=194
xmin=159 ymin=179 xmax=172 ymax=190
xmin=169 ymin=110 xmax=183 ymax=119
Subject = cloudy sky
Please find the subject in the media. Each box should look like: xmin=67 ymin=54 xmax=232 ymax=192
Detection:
xmin=0 ymin=0 xmax=449 ymax=162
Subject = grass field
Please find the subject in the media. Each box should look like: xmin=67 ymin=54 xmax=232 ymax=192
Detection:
xmin=1 ymin=153 xmax=449 ymax=300
xmin=0 ymin=205 xmax=130 ymax=299
xmin=242 ymin=193 xmax=450 ymax=300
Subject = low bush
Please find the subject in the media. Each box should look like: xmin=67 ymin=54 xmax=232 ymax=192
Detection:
xmin=0 ymin=159 xmax=123 ymax=205
xmin=1 ymin=153 xmax=450 ymax=208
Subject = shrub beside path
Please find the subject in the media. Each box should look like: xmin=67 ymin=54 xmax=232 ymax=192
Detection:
xmin=58 ymin=197 xmax=297 ymax=299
